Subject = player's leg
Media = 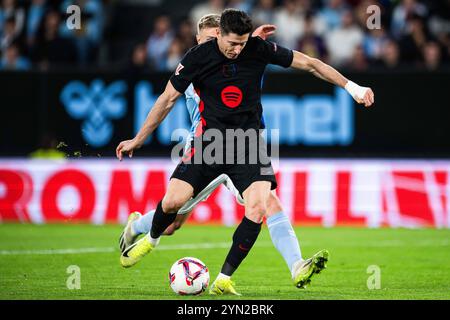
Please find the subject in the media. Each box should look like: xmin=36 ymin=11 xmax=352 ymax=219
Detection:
xmin=161 ymin=174 xmax=244 ymax=236
xmin=149 ymin=161 xmax=222 ymax=239
xmin=265 ymin=192 xmax=329 ymax=288
xmin=120 ymin=177 xmax=194 ymax=268
xmin=161 ymin=174 xmax=244 ymax=235
xmin=265 ymin=192 xmax=303 ymax=274
xmin=162 ymin=212 xmax=189 ymax=235
xmin=119 ymin=208 xmax=189 ymax=253
xmin=119 ymin=174 xmax=231 ymax=252
xmin=163 ymin=173 xmax=232 ymax=233
xmin=210 ymin=180 xmax=271 ymax=295
xmin=120 ymin=158 xmax=217 ymax=268
xmin=150 ymin=178 xmax=194 ymax=237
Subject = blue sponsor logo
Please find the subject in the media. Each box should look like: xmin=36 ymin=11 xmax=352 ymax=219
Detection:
xmin=60 ymin=79 xmax=354 ymax=148
xmin=135 ymin=82 xmax=354 ymax=146
xmin=60 ymin=79 xmax=127 ymax=147
xmin=262 ymin=87 xmax=353 ymax=145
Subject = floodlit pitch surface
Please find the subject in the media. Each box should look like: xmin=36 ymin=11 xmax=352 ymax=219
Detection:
xmin=0 ymin=224 xmax=449 ymax=300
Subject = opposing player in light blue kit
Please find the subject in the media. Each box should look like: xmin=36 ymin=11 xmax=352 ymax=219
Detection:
xmin=118 ymin=14 xmax=328 ymax=294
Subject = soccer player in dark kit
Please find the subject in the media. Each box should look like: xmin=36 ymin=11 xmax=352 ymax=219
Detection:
xmin=116 ymin=9 xmax=374 ymax=295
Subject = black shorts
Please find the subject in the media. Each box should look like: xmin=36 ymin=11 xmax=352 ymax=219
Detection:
xmin=172 ymin=131 xmax=277 ymax=196
xmin=170 ymin=161 xmax=277 ymax=197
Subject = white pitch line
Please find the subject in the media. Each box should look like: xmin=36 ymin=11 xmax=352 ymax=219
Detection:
xmin=0 ymin=239 xmax=448 ymax=256
xmin=0 ymin=247 xmax=115 ymax=255
xmin=0 ymin=242 xmax=273 ymax=256
xmin=158 ymin=242 xmax=232 ymax=250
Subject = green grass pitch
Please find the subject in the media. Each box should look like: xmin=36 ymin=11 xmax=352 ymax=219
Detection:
xmin=0 ymin=224 xmax=449 ymax=300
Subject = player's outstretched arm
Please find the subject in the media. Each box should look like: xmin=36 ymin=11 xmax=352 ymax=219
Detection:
xmin=290 ymin=50 xmax=374 ymax=107
xmin=116 ymin=81 xmax=182 ymax=161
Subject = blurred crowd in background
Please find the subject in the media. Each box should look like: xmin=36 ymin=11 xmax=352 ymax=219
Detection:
xmin=0 ymin=0 xmax=449 ymax=72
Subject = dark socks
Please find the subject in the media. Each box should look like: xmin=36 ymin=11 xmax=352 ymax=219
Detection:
xmin=150 ymin=201 xmax=177 ymax=239
xmin=221 ymin=216 xmax=262 ymax=276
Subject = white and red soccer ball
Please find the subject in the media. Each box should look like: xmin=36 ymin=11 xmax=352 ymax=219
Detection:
xmin=169 ymin=257 xmax=209 ymax=295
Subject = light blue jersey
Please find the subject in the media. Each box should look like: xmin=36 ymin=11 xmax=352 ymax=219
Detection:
xmin=184 ymin=84 xmax=201 ymax=148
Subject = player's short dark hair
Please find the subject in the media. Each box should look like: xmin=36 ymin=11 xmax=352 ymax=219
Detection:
xmin=220 ymin=9 xmax=253 ymax=36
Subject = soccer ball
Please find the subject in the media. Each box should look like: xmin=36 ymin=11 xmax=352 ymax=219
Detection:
xmin=169 ymin=257 xmax=209 ymax=295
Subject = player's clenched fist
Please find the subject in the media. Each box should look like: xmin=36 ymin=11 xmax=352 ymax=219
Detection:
xmin=358 ymin=87 xmax=374 ymax=107
xmin=345 ymin=80 xmax=375 ymax=107
xmin=116 ymin=139 xmax=141 ymax=161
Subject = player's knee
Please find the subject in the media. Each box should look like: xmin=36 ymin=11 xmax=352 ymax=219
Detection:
xmin=246 ymin=201 xmax=267 ymax=221
xmin=162 ymin=196 xmax=186 ymax=213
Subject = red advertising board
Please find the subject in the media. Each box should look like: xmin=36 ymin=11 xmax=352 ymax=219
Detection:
xmin=0 ymin=159 xmax=449 ymax=228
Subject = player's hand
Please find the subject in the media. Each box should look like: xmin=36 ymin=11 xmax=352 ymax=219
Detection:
xmin=252 ymin=24 xmax=276 ymax=40
xmin=358 ymin=87 xmax=375 ymax=107
xmin=351 ymin=87 xmax=374 ymax=107
xmin=116 ymin=138 xmax=141 ymax=161
xmin=345 ymin=81 xmax=375 ymax=108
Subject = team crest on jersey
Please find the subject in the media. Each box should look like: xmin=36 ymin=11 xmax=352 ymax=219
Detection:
xmin=221 ymin=85 xmax=242 ymax=108
xmin=175 ymin=63 xmax=184 ymax=76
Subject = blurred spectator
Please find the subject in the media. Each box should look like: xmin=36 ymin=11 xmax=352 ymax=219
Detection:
xmin=26 ymin=0 xmax=47 ymax=47
xmin=0 ymin=43 xmax=30 ymax=70
xmin=297 ymin=0 xmax=314 ymax=13
xmin=422 ymin=41 xmax=442 ymax=71
xmin=326 ymin=10 xmax=364 ymax=66
xmin=399 ymin=13 xmax=431 ymax=64
xmin=274 ymin=0 xmax=304 ymax=49
xmin=0 ymin=16 xmax=19 ymax=52
xmin=426 ymin=0 xmax=450 ymax=49
xmin=391 ymin=0 xmax=427 ymax=38
xmin=318 ymin=0 xmax=348 ymax=30
xmin=0 ymin=0 xmax=447 ymax=72
xmin=252 ymin=0 xmax=276 ymax=27
xmin=176 ymin=19 xmax=196 ymax=52
xmin=354 ymin=0 xmax=371 ymax=28
xmin=166 ymin=37 xmax=184 ymax=71
xmin=126 ymin=43 xmax=153 ymax=74
xmin=146 ymin=15 xmax=174 ymax=71
xmin=296 ymin=12 xmax=328 ymax=60
xmin=59 ymin=0 xmax=104 ymax=65
xmin=0 ymin=0 xmax=25 ymax=36
xmin=363 ymin=25 xmax=389 ymax=60
xmin=190 ymin=0 xmax=224 ymax=27
xmin=227 ymin=0 xmax=253 ymax=13
xmin=347 ymin=44 xmax=368 ymax=71
xmin=31 ymin=10 xmax=77 ymax=69
xmin=377 ymin=39 xmax=402 ymax=69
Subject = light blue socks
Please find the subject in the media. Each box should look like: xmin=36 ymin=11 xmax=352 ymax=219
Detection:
xmin=131 ymin=210 xmax=155 ymax=235
xmin=267 ymin=212 xmax=303 ymax=274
